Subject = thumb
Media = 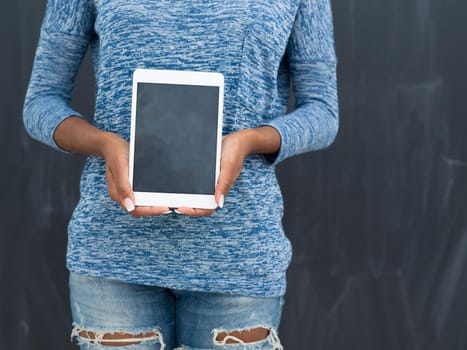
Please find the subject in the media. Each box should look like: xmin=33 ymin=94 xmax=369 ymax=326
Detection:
xmin=108 ymin=161 xmax=135 ymax=213
xmin=214 ymin=170 xmax=234 ymax=209
xmin=116 ymin=175 xmax=135 ymax=212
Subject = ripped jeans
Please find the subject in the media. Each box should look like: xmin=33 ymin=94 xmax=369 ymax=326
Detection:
xmin=69 ymin=272 xmax=284 ymax=350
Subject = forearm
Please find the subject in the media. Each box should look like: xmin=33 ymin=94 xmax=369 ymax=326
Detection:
xmin=239 ymin=126 xmax=281 ymax=156
xmin=53 ymin=116 xmax=114 ymax=158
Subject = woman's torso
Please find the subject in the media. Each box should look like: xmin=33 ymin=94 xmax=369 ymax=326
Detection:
xmin=68 ymin=0 xmax=299 ymax=297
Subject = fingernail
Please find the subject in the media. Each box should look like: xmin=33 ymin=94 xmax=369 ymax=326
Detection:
xmin=124 ymin=197 xmax=135 ymax=212
xmin=218 ymin=194 xmax=225 ymax=209
xmin=162 ymin=210 xmax=173 ymax=215
xmin=174 ymin=209 xmax=183 ymax=214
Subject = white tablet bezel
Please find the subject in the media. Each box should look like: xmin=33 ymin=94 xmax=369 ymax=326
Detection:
xmin=129 ymin=68 xmax=224 ymax=209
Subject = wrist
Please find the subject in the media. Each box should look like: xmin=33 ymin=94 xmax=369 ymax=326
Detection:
xmin=98 ymin=132 xmax=121 ymax=159
xmin=237 ymin=126 xmax=281 ymax=156
xmin=236 ymin=128 xmax=257 ymax=156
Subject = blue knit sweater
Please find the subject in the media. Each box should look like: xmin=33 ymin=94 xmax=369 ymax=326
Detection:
xmin=24 ymin=0 xmax=338 ymax=297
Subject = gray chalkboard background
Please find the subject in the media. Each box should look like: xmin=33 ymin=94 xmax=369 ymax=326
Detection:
xmin=2 ymin=0 xmax=467 ymax=349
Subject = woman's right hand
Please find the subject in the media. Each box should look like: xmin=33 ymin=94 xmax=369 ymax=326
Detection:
xmin=101 ymin=132 xmax=171 ymax=218
xmin=53 ymin=117 xmax=170 ymax=217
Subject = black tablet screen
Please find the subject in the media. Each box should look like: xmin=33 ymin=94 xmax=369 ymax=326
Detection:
xmin=133 ymin=83 xmax=220 ymax=194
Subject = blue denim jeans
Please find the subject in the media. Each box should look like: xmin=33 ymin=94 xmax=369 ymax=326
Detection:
xmin=69 ymin=272 xmax=284 ymax=350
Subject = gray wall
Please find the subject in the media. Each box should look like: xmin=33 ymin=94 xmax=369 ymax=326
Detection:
xmin=2 ymin=0 xmax=467 ymax=349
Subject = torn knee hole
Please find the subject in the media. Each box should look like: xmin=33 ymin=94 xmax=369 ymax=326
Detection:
xmin=214 ymin=327 xmax=270 ymax=344
xmin=80 ymin=331 xmax=158 ymax=346
xmin=72 ymin=327 xmax=163 ymax=347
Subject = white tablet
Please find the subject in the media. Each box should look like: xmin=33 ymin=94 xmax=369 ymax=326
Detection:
xmin=129 ymin=69 xmax=224 ymax=209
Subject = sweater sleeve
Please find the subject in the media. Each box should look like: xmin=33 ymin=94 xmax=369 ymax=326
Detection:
xmin=23 ymin=0 xmax=96 ymax=152
xmin=264 ymin=0 xmax=338 ymax=165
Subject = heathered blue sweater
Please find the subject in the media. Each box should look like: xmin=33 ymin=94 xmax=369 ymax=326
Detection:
xmin=24 ymin=0 xmax=338 ymax=297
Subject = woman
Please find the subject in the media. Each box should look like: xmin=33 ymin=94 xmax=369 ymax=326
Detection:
xmin=24 ymin=0 xmax=338 ymax=349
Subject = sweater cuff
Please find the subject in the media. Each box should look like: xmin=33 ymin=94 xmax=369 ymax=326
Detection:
xmin=262 ymin=114 xmax=307 ymax=166
xmin=34 ymin=101 xmax=86 ymax=153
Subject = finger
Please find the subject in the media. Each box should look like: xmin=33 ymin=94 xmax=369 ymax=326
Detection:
xmin=215 ymin=177 xmax=231 ymax=208
xmin=112 ymin=165 xmax=133 ymax=207
xmin=130 ymin=206 xmax=172 ymax=218
xmin=214 ymin=162 xmax=237 ymax=207
xmin=106 ymin=163 xmax=119 ymax=202
xmin=175 ymin=207 xmax=215 ymax=217
xmin=109 ymin=160 xmax=135 ymax=211
xmin=107 ymin=164 xmax=134 ymax=212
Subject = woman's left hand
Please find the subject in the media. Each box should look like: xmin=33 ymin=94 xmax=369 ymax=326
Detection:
xmin=176 ymin=126 xmax=281 ymax=217
xmin=176 ymin=130 xmax=250 ymax=216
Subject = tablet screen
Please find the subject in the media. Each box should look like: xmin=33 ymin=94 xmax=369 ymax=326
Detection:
xmin=132 ymin=82 xmax=220 ymax=195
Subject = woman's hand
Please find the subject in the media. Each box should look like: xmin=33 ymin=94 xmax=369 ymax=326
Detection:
xmin=176 ymin=130 xmax=250 ymax=216
xmin=101 ymin=133 xmax=171 ymax=218
xmin=54 ymin=117 xmax=169 ymax=217
xmin=176 ymin=126 xmax=281 ymax=216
